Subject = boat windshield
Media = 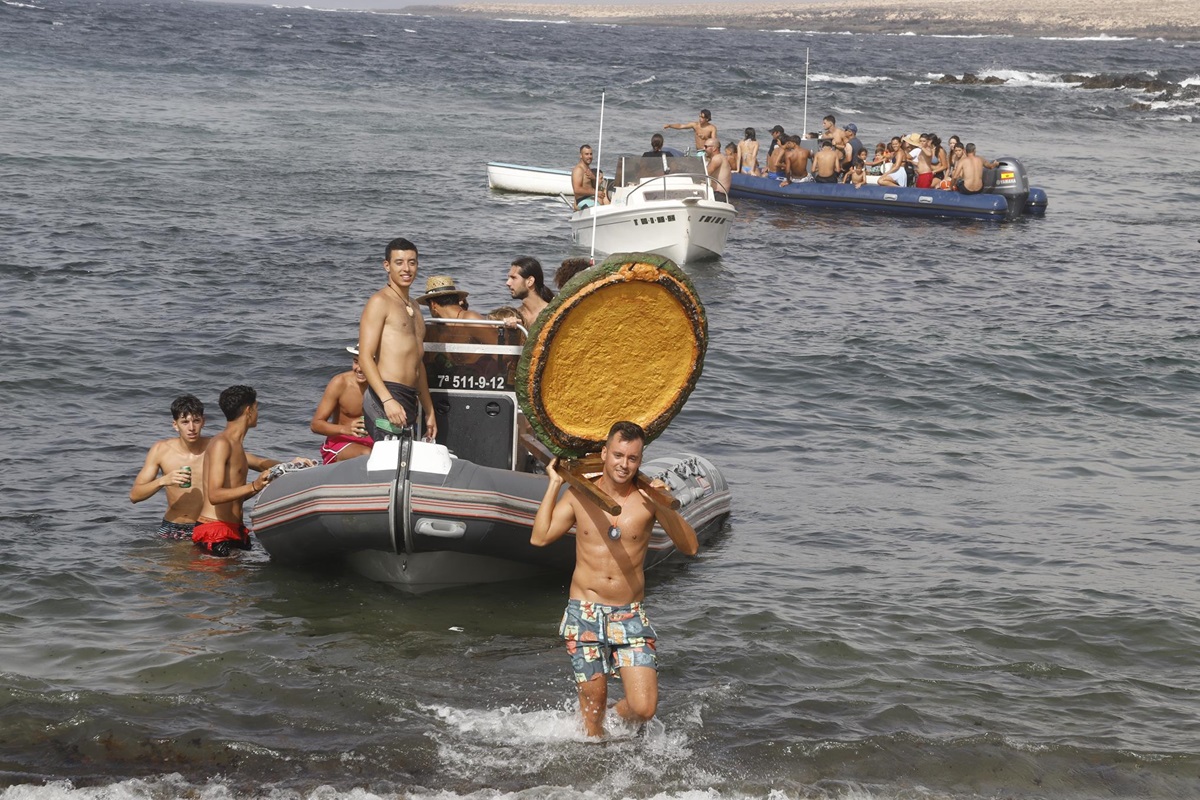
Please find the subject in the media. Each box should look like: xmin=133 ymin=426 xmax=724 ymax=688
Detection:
xmin=616 ymin=155 xmax=707 ymax=187
xmin=423 ymin=319 xmax=525 ymax=393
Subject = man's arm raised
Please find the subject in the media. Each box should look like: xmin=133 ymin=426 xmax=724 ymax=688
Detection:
xmin=640 ymin=480 xmax=699 ymax=556
xmin=530 ymin=459 xmax=576 ymax=547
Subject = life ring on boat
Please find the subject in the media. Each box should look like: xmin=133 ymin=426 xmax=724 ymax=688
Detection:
xmin=516 ymin=252 xmax=707 ymax=458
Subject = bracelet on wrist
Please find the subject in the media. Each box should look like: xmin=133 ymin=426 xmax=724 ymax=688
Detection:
xmin=383 ymin=398 xmax=396 ymax=404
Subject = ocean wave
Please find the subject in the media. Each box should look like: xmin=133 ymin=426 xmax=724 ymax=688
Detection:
xmin=809 ymin=72 xmax=890 ymax=85
xmin=1039 ymin=33 xmax=1139 ymax=41
xmin=495 ymin=17 xmax=569 ymax=24
xmin=1 ymin=0 xmax=46 ymax=8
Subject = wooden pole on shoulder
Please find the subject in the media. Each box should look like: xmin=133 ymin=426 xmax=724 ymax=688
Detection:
xmin=519 ymin=431 xmax=679 ymax=512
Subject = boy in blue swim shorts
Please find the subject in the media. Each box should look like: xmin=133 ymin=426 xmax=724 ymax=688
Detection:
xmin=532 ymin=421 xmax=700 ymax=738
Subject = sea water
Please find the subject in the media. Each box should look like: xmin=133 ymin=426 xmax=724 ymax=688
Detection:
xmin=1 ymin=1 xmax=1199 ymax=798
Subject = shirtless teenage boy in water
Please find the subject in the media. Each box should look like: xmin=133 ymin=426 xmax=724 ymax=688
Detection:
xmin=531 ymin=421 xmax=699 ymax=738
xmin=358 ymin=237 xmax=437 ymax=442
xmin=194 ymin=385 xmax=312 ymax=556
xmin=130 ymin=394 xmax=210 ymax=540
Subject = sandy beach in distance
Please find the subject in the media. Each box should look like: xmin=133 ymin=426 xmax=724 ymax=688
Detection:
xmin=401 ymin=0 xmax=1200 ymax=40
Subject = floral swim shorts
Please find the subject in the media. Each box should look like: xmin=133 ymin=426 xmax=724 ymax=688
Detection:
xmin=156 ymin=518 xmax=196 ymax=541
xmin=559 ymin=599 xmax=658 ymax=684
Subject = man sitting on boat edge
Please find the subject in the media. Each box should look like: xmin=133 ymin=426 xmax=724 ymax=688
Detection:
xmin=311 ymin=344 xmax=373 ymax=465
xmin=572 ymin=144 xmax=609 ymax=210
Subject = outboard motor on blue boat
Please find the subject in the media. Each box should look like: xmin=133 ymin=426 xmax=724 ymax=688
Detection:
xmin=986 ymin=156 xmax=1031 ymax=221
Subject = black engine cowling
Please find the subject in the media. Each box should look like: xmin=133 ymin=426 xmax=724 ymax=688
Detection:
xmin=985 ymin=156 xmax=1031 ymax=220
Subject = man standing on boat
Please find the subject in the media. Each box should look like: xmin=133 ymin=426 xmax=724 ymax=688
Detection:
xmin=358 ymin=237 xmax=438 ymax=441
xmin=505 ymin=256 xmax=554 ymax=329
xmin=130 ymin=394 xmax=210 ymax=541
xmin=702 ymin=137 xmax=732 ymax=201
xmin=572 ymin=144 xmax=609 ymax=210
xmin=531 ymin=421 xmax=699 ymax=738
xmin=663 ymin=109 xmax=716 ymax=153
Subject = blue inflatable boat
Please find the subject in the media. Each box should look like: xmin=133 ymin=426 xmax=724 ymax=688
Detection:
xmin=731 ymin=156 xmax=1047 ymax=222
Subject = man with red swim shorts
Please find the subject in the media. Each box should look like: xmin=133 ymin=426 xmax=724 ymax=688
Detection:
xmin=311 ymin=344 xmax=373 ymax=464
xmin=194 ymin=385 xmax=313 ymax=556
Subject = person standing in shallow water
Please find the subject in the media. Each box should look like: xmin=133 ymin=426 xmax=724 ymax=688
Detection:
xmin=193 ymin=385 xmax=313 ymax=556
xmin=130 ymin=394 xmax=210 ymax=541
xmin=531 ymin=421 xmax=699 ymax=738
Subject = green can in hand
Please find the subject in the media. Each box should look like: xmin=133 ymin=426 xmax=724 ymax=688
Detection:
xmin=180 ymin=466 xmax=192 ymax=489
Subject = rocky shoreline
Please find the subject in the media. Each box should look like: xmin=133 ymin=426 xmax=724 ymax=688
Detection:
xmin=400 ymin=0 xmax=1200 ymax=41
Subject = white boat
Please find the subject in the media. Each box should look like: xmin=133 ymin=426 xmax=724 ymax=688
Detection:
xmin=569 ymin=155 xmax=735 ymax=265
xmin=487 ymin=161 xmax=573 ymax=195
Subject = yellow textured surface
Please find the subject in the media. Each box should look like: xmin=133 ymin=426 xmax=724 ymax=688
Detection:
xmin=538 ymin=279 xmax=698 ymax=441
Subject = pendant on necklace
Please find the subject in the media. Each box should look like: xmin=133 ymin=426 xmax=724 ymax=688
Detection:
xmin=405 ymin=302 xmax=414 ymax=317
xmin=607 ymin=525 xmax=622 ymax=541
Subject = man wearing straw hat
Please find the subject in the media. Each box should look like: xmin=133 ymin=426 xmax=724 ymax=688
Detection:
xmin=415 ymin=275 xmax=484 ymax=320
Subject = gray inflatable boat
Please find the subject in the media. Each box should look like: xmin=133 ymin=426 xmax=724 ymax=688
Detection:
xmin=248 ymin=319 xmax=732 ymax=591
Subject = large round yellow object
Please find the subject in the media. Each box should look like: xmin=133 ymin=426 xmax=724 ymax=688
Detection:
xmin=516 ymin=253 xmax=707 ymax=457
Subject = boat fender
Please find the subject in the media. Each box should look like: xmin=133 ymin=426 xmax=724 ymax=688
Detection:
xmin=410 ymin=441 xmax=453 ymax=475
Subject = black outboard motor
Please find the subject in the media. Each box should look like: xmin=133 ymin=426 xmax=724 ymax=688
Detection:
xmin=986 ymin=156 xmax=1031 ymax=221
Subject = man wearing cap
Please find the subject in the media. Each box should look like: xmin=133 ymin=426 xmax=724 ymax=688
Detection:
xmin=310 ymin=344 xmax=373 ymax=465
xmin=416 ymin=275 xmax=485 ymax=321
xmin=843 ymin=123 xmax=863 ymax=170
xmin=766 ymin=125 xmax=787 ymax=165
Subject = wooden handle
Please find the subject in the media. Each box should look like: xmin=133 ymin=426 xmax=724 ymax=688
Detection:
xmin=519 ymin=431 xmax=620 ymax=515
xmin=636 ymin=474 xmax=680 ymax=510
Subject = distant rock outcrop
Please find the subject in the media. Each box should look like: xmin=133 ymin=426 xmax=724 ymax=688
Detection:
xmin=936 ymin=73 xmax=1008 ymax=85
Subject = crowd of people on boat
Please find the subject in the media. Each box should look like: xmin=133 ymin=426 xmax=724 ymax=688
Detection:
xmin=130 ymin=241 xmax=592 ymax=554
xmin=649 ymin=109 xmax=1002 ymax=196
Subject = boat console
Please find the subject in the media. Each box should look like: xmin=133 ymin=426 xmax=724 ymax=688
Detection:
xmin=421 ymin=319 xmax=532 ymax=472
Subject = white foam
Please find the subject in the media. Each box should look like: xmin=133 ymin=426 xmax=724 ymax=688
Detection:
xmin=1039 ymin=33 xmax=1139 ymax=41
xmin=809 ymin=72 xmax=890 ymax=85
xmin=496 ymin=17 xmax=569 ymax=24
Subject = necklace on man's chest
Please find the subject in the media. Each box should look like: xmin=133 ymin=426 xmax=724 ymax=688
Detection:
xmin=387 ymin=284 xmax=414 ymax=317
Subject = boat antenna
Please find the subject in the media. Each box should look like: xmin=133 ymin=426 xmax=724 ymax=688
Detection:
xmin=802 ymin=47 xmax=810 ymax=139
xmin=590 ymin=87 xmax=606 ymax=264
